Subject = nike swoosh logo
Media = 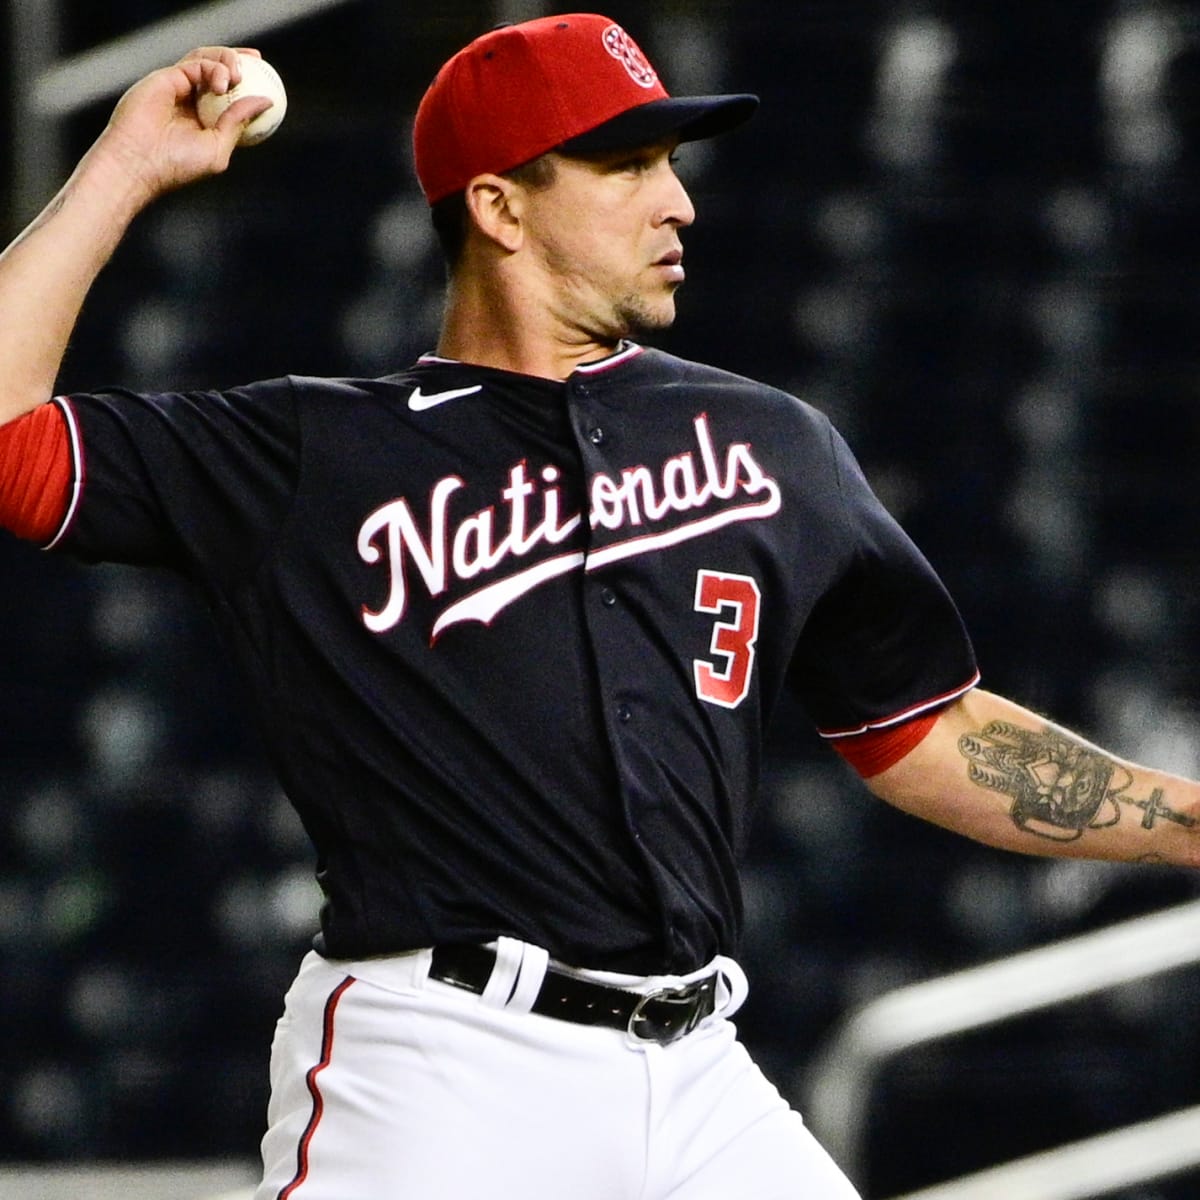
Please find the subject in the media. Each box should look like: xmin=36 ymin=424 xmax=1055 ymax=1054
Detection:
xmin=408 ymin=384 xmax=482 ymax=412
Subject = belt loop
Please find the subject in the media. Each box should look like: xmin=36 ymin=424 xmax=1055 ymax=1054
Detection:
xmin=713 ymin=955 xmax=749 ymax=1017
xmin=480 ymin=936 xmax=525 ymax=1008
xmin=506 ymin=943 xmax=549 ymax=1015
xmin=478 ymin=938 xmax=551 ymax=1014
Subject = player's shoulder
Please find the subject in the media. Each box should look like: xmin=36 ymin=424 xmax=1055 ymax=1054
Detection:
xmin=275 ymin=371 xmax=426 ymax=431
xmin=282 ymin=360 xmax=498 ymax=406
xmin=281 ymin=372 xmax=415 ymax=402
xmin=630 ymin=348 xmax=836 ymax=432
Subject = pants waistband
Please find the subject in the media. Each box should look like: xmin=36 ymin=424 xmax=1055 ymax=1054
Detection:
xmin=339 ymin=938 xmax=749 ymax=1046
xmin=432 ymin=943 xmax=724 ymax=1044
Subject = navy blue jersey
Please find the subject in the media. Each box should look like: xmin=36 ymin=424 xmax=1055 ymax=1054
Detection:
xmin=50 ymin=343 xmax=977 ymax=972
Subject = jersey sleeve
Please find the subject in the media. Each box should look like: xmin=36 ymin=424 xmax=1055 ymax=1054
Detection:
xmin=0 ymin=403 xmax=73 ymax=544
xmin=828 ymin=711 xmax=940 ymax=776
xmin=50 ymin=378 xmax=301 ymax=587
xmin=787 ymin=424 xmax=979 ymax=737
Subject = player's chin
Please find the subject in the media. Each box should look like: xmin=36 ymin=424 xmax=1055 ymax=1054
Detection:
xmin=615 ymin=294 xmax=678 ymax=337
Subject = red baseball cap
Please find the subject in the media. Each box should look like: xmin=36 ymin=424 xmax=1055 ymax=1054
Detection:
xmin=413 ymin=13 xmax=758 ymax=205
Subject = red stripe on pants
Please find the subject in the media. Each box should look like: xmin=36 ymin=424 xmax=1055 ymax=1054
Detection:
xmin=278 ymin=975 xmax=356 ymax=1199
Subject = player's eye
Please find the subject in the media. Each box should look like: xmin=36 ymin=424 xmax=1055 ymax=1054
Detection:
xmin=614 ymin=155 xmax=651 ymax=174
xmin=605 ymin=145 xmax=679 ymax=176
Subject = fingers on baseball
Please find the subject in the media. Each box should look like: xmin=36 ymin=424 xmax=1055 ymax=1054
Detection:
xmin=219 ymin=94 xmax=276 ymax=135
xmin=180 ymin=46 xmax=262 ymax=92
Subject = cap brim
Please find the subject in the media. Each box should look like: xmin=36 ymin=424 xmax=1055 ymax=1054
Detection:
xmin=559 ymin=94 xmax=759 ymax=154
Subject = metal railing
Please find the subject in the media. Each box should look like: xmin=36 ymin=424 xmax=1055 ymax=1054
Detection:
xmin=888 ymin=1104 xmax=1200 ymax=1200
xmin=804 ymin=896 xmax=1200 ymax=1197
xmin=0 ymin=1160 xmax=256 ymax=1200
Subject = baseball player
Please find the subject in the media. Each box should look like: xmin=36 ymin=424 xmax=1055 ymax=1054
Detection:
xmin=0 ymin=14 xmax=1197 ymax=1199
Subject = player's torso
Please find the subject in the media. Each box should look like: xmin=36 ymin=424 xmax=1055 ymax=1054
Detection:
xmin=77 ymin=346 xmax=844 ymax=968
xmin=56 ymin=344 xmax=960 ymax=968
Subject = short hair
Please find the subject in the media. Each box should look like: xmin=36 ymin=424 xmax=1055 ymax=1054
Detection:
xmin=430 ymin=154 xmax=559 ymax=269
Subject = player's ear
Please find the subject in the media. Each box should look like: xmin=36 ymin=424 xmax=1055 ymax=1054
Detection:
xmin=463 ymin=174 xmax=524 ymax=254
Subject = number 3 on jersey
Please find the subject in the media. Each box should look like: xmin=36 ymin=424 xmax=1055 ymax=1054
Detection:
xmin=693 ymin=570 xmax=762 ymax=709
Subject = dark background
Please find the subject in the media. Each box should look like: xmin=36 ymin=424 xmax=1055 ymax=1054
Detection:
xmin=2 ymin=2 xmax=1200 ymax=1196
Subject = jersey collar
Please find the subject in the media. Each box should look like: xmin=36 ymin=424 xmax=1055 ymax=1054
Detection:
xmin=416 ymin=341 xmax=645 ymax=376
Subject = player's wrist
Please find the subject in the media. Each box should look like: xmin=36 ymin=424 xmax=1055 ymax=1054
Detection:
xmin=70 ymin=135 xmax=164 ymax=227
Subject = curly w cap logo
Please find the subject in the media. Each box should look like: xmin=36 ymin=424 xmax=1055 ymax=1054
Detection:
xmin=603 ymin=24 xmax=658 ymax=89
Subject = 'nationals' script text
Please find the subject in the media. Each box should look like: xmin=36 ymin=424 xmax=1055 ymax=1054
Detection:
xmin=356 ymin=414 xmax=781 ymax=638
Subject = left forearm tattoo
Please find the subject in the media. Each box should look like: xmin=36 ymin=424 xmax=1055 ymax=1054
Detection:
xmin=957 ymin=720 xmax=1196 ymax=841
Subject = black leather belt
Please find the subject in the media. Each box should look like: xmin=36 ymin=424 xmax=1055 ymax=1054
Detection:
xmin=429 ymin=944 xmax=718 ymax=1045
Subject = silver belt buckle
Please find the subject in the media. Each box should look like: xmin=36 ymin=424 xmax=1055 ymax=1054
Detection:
xmin=627 ymin=981 xmax=707 ymax=1045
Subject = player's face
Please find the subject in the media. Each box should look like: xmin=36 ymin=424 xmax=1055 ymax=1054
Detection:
xmin=519 ymin=138 xmax=696 ymax=341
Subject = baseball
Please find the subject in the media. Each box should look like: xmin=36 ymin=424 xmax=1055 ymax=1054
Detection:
xmin=196 ymin=53 xmax=287 ymax=147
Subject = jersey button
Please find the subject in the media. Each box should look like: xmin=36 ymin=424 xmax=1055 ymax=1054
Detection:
xmin=587 ymin=426 xmax=605 ymax=446
xmin=600 ymin=587 xmax=617 ymax=607
xmin=616 ymin=703 xmax=633 ymax=723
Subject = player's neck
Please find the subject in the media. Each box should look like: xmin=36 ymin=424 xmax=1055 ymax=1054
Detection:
xmin=438 ymin=270 xmax=620 ymax=382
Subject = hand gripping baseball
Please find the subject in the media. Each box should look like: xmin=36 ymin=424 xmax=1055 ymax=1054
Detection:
xmin=102 ymin=47 xmax=276 ymax=201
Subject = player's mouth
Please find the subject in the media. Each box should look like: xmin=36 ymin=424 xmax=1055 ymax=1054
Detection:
xmin=655 ymin=248 xmax=685 ymax=284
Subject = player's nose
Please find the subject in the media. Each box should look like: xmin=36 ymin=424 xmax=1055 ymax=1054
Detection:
xmin=658 ymin=168 xmax=696 ymax=229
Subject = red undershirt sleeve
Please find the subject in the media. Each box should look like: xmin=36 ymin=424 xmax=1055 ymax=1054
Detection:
xmin=0 ymin=403 xmax=73 ymax=545
xmin=829 ymin=711 xmax=939 ymax=778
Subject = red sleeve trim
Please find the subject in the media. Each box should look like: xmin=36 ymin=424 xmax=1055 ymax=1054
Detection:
xmin=817 ymin=670 xmax=981 ymax=739
xmin=831 ymin=710 xmax=939 ymax=778
xmin=0 ymin=402 xmax=74 ymax=545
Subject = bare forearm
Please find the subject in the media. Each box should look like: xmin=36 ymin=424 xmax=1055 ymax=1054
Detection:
xmin=868 ymin=689 xmax=1200 ymax=867
xmin=0 ymin=146 xmax=153 ymax=425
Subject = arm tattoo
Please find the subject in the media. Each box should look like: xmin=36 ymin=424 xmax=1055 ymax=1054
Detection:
xmin=957 ymin=720 xmax=1197 ymax=841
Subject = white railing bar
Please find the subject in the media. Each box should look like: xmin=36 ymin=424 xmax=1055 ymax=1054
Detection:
xmin=9 ymin=0 xmax=63 ymax=227
xmin=805 ymin=896 xmax=1200 ymax=1178
xmin=30 ymin=0 xmax=356 ymax=117
xmin=0 ymin=1158 xmax=256 ymax=1200
xmin=887 ymin=1103 xmax=1200 ymax=1200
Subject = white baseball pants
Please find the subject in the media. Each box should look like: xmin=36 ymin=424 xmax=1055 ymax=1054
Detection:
xmin=255 ymin=944 xmax=862 ymax=1199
